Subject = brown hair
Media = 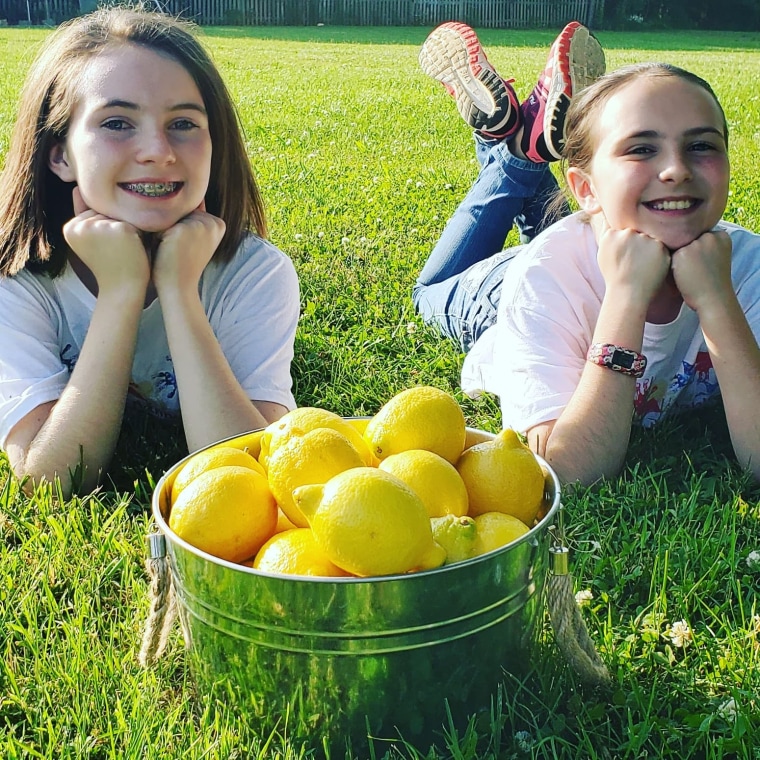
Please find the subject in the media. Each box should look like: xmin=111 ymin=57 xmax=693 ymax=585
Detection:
xmin=563 ymin=62 xmax=729 ymax=173
xmin=546 ymin=62 xmax=729 ymax=221
xmin=0 ymin=5 xmax=267 ymax=278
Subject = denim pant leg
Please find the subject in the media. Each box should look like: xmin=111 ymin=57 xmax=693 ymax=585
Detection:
xmin=413 ymin=246 xmax=522 ymax=352
xmin=516 ymin=166 xmax=568 ymax=243
xmin=415 ymin=136 xmax=551 ymax=287
xmin=413 ymin=135 xmax=552 ymax=350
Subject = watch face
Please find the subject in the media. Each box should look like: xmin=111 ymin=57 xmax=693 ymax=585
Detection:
xmin=611 ymin=348 xmax=634 ymax=369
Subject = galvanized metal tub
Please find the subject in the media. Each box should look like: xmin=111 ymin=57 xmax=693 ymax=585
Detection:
xmin=151 ymin=426 xmax=561 ymax=754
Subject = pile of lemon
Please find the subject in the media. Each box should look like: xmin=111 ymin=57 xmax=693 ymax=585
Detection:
xmin=168 ymin=386 xmax=547 ymax=578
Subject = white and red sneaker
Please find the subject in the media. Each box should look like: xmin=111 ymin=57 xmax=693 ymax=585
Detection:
xmin=520 ymin=21 xmax=606 ymax=162
xmin=419 ymin=22 xmax=521 ymax=140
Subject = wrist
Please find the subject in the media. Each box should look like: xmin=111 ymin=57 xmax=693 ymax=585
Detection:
xmin=587 ymin=343 xmax=647 ymax=378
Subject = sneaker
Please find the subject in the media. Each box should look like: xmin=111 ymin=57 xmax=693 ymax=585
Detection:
xmin=520 ymin=21 xmax=606 ymax=162
xmin=419 ymin=22 xmax=521 ymax=139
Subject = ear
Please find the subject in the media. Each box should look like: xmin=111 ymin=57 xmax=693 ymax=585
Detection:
xmin=48 ymin=142 xmax=76 ymax=182
xmin=566 ymin=166 xmax=602 ymax=215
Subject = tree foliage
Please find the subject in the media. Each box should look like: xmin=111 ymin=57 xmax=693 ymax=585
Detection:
xmin=599 ymin=0 xmax=760 ymax=30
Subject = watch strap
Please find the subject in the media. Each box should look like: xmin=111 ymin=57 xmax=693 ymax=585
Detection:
xmin=586 ymin=343 xmax=647 ymax=378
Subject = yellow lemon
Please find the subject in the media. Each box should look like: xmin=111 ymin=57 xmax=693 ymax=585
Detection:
xmin=472 ymin=512 xmax=530 ymax=556
xmin=171 ymin=446 xmax=266 ymax=505
xmin=430 ymin=514 xmax=478 ymax=564
xmin=378 ymin=449 xmax=468 ymax=517
xmin=364 ymin=386 xmax=466 ymax=464
xmin=252 ymin=528 xmax=354 ymax=577
xmin=266 ymin=427 xmax=366 ymax=528
xmin=210 ymin=429 xmax=265 ymax=459
xmin=258 ymin=407 xmax=373 ymax=470
xmin=456 ymin=429 xmax=545 ymax=525
xmin=273 ymin=508 xmax=298 ymax=534
xmin=169 ymin=465 xmax=277 ymax=563
xmin=293 ymin=467 xmax=446 ymax=577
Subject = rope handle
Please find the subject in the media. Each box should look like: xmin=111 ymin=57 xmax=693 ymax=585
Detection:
xmin=138 ymin=532 xmax=177 ymax=668
xmin=545 ymin=506 xmax=613 ymax=689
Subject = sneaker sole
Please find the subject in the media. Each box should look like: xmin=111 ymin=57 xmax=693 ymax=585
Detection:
xmin=419 ymin=23 xmax=517 ymax=135
xmin=544 ymin=25 xmax=606 ymax=159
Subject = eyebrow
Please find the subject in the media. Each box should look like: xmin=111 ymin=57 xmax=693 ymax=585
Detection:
xmin=99 ymin=98 xmax=207 ymax=114
xmin=624 ymin=126 xmax=725 ymax=140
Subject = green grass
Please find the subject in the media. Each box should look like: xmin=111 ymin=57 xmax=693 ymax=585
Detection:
xmin=2 ymin=25 xmax=760 ymax=759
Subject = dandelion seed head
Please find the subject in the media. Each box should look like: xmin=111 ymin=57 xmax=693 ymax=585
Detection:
xmin=746 ymin=550 xmax=760 ymax=571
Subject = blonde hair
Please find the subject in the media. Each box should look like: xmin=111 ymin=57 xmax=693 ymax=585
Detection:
xmin=0 ymin=6 xmax=267 ymax=277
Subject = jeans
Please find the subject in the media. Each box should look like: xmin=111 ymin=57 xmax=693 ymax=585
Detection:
xmin=413 ymin=134 xmax=568 ymax=351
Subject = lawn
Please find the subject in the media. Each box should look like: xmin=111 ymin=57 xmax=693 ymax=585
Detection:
xmin=1 ymin=24 xmax=760 ymax=760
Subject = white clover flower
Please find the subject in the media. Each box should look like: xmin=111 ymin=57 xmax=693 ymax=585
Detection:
xmin=341 ymin=237 xmax=350 ymax=245
xmin=294 ymin=234 xmax=303 ymax=241
xmin=575 ymin=589 xmax=593 ymax=607
xmin=445 ymin=183 xmax=453 ymax=190
xmin=406 ymin=178 xmax=413 ymax=185
xmin=514 ymin=730 xmax=533 ymax=752
xmin=406 ymin=323 xmax=417 ymax=335
xmin=718 ymin=697 xmax=737 ymax=722
xmin=664 ymin=619 xmax=692 ymax=648
xmin=317 ymin=231 xmax=325 ymax=239
xmin=416 ymin=181 xmax=424 ymax=188
xmin=745 ymin=550 xmax=760 ymax=571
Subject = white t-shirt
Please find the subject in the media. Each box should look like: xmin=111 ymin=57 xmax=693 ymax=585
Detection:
xmin=462 ymin=213 xmax=760 ymax=432
xmin=0 ymin=234 xmax=299 ymax=448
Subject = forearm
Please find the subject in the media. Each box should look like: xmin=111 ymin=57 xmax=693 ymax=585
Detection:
xmin=543 ymin=293 xmax=646 ymax=485
xmin=160 ymin=289 xmax=270 ymax=452
xmin=700 ymin=299 xmax=760 ymax=479
xmin=19 ymin=294 xmax=143 ymax=493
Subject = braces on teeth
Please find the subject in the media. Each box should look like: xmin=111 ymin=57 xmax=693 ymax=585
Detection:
xmin=125 ymin=182 xmax=179 ymax=196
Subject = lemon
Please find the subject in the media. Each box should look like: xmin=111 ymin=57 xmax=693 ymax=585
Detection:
xmin=431 ymin=514 xmax=478 ymax=564
xmin=456 ymin=429 xmax=545 ymax=525
xmin=274 ymin=508 xmax=298 ymax=534
xmin=169 ymin=465 xmax=277 ymax=563
xmin=258 ymin=407 xmax=373 ymax=470
xmin=293 ymin=467 xmax=446 ymax=577
xmin=210 ymin=429 xmax=265 ymax=459
xmin=364 ymin=386 xmax=466 ymax=464
xmin=266 ymin=427 xmax=366 ymax=528
xmin=171 ymin=446 xmax=266 ymax=505
xmin=472 ymin=512 xmax=530 ymax=556
xmin=378 ymin=449 xmax=468 ymax=517
xmin=253 ymin=528 xmax=353 ymax=577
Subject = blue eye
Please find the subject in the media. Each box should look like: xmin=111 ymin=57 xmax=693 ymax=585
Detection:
xmin=102 ymin=118 xmax=132 ymax=131
xmin=171 ymin=119 xmax=198 ymax=131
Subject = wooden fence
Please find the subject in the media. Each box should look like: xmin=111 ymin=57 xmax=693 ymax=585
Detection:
xmin=0 ymin=0 xmax=599 ymax=28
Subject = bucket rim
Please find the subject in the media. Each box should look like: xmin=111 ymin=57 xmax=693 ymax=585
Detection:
xmin=151 ymin=425 xmax=562 ymax=583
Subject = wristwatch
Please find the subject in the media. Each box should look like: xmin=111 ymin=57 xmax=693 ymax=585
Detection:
xmin=586 ymin=343 xmax=647 ymax=378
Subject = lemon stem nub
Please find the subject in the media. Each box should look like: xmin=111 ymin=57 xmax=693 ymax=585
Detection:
xmin=292 ymin=483 xmax=324 ymax=523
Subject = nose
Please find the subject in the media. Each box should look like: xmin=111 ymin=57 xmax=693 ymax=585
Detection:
xmin=658 ymin=148 xmax=692 ymax=184
xmin=136 ymin=126 xmax=176 ymax=164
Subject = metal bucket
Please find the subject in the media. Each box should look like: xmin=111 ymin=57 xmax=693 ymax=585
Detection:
xmin=151 ymin=426 xmax=561 ymax=754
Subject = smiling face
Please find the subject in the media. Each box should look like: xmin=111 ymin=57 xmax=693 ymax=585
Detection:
xmin=48 ymin=43 xmax=212 ymax=233
xmin=567 ymin=74 xmax=729 ymax=252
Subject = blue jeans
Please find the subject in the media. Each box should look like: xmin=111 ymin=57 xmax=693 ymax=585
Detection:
xmin=413 ymin=135 xmax=568 ymax=351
